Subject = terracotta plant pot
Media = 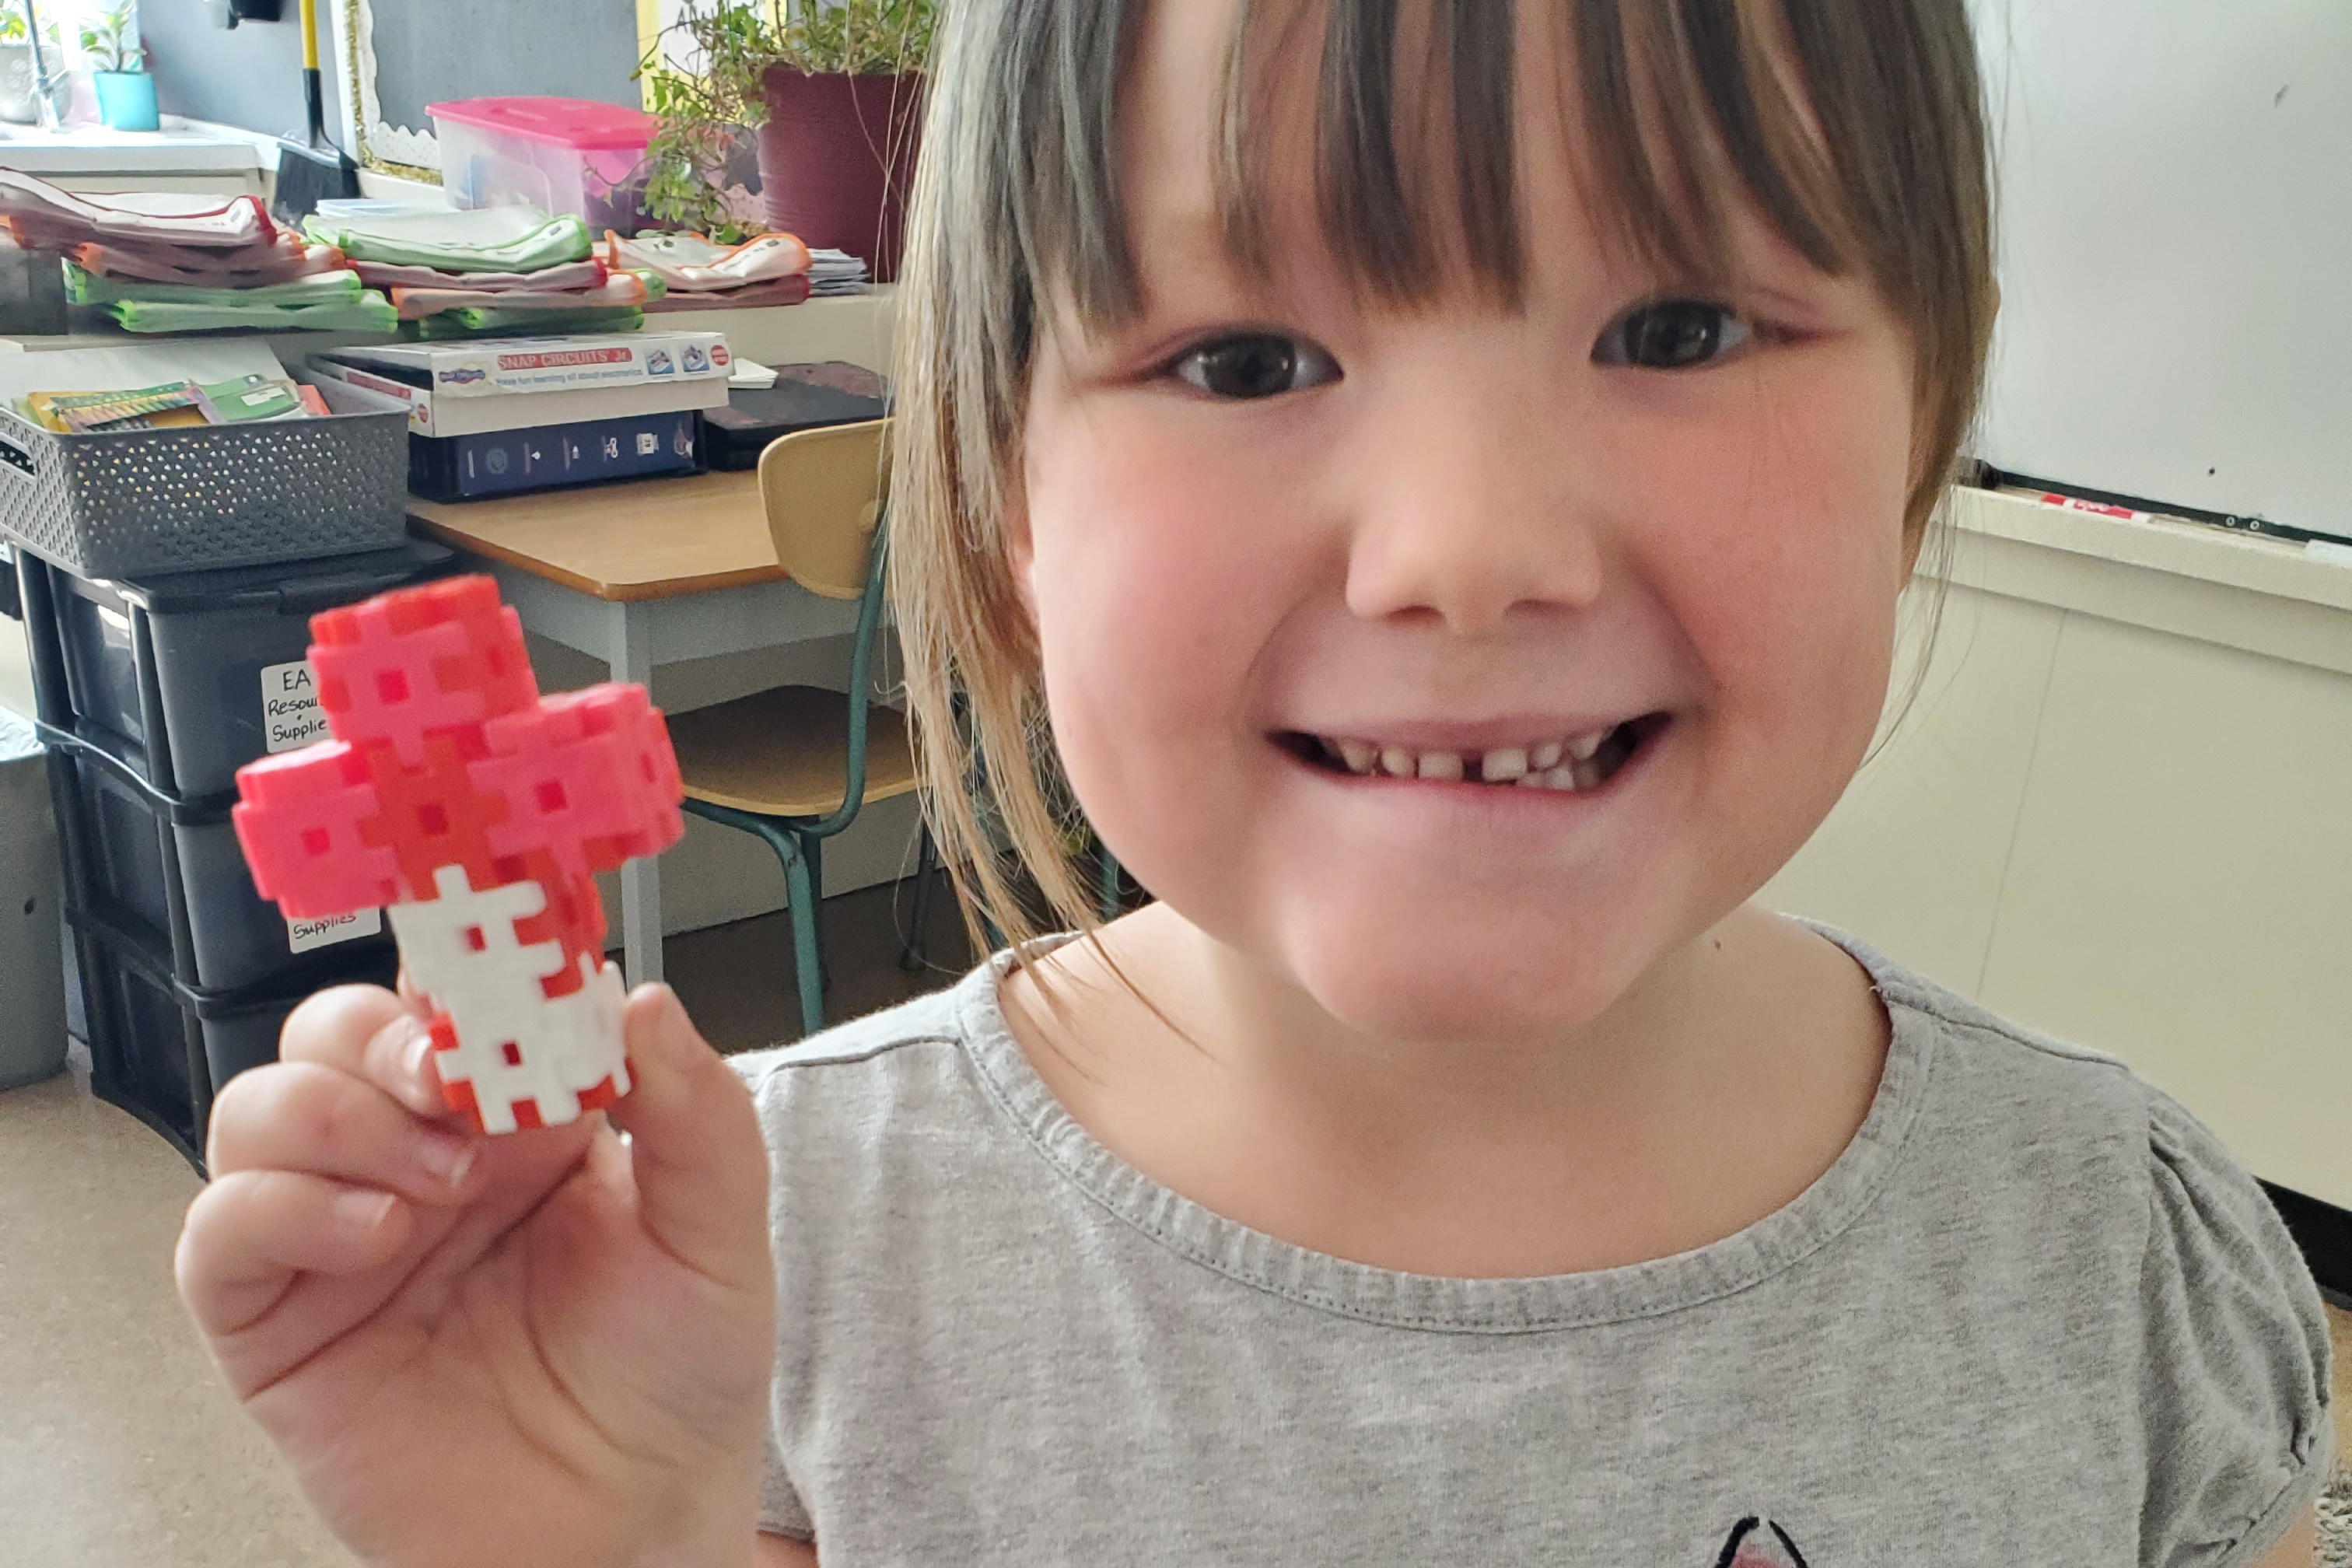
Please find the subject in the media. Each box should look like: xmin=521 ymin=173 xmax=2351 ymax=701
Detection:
xmin=756 ymin=68 xmax=922 ymax=284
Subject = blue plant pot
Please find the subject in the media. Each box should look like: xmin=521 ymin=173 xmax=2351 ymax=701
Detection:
xmin=94 ymin=71 xmax=157 ymax=132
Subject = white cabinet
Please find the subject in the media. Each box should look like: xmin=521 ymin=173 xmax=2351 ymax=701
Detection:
xmin=1766 ymin=488 xmax=2352 ymax=1208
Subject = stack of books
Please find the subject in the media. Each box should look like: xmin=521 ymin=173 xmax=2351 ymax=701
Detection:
xmin=305 ymin=331 xmax=735 ymax=502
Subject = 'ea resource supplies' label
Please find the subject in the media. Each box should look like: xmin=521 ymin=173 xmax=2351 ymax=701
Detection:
xmin=261 ymin=661 xmax=383 ymax=953
xmin=261 ymin=660 xmax=331 ymax=754
xmin=289 ymin=908 xmax=383 ymax=954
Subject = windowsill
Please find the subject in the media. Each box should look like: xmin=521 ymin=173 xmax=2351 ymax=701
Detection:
xmin=0 ymin=113 xmax=267 ymax=174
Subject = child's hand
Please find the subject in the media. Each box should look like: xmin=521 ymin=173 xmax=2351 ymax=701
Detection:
xmin=176 ymin=982 xmax=777 ymax=1568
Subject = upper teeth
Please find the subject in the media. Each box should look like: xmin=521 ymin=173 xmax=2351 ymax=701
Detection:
xmin=1319 ymin=727 xmax=1626 ymax=788
xmin=1482 ymin=747 xmax=1528 ymax=782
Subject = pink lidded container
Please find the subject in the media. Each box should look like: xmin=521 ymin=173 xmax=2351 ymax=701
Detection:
xmin=429 ymin=96 xmax=657 ymax=232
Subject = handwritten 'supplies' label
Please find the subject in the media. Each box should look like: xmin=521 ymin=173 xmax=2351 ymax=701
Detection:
xmin=261 ymin=660 xmax=331 ymax=753
xmin=289 ymin=908 xmax=383 ymax=954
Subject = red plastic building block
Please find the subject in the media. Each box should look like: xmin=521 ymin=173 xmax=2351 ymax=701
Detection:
xmin=233 ymin=576 xmax=684 ymax=1135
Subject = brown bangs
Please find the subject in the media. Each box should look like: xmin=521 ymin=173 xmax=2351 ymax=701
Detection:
xmin=1209 ymin=0 xmax=1861 ymax=310
xmin=1028 ymin=1 xmax=1982 ymax=320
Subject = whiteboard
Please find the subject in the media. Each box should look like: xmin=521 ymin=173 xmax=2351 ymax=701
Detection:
xmin=1971 ymin=1 xmax=2352 ymax=541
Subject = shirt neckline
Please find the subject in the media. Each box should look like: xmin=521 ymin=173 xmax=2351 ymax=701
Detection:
xmin=953 ymin=922 xmax=1937 ymax=1333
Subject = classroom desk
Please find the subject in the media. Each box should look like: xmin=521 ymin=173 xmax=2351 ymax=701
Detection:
xmin=408 ymin=470 xmax=862 ymax=986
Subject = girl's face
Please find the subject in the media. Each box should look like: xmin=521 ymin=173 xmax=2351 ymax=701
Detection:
xmin=1013 ymin=0 xmax=1916 ymax=1046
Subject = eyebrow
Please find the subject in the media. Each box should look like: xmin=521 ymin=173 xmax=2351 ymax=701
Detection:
xmin=1118 ymin=194 xmax=1269 ymax=306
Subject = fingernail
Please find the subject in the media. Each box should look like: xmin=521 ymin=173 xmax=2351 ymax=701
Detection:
xmin=385 ymin=1013 xmax=440 ymax=1108
xmin=333 ymin=1188 xmax=397 ymax=1229
xmin=415 ymin=1130 xmax=478 ymax=1188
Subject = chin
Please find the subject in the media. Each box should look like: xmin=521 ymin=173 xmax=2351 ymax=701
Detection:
xmin=1269 ymin=895 xmax=1662 ymax=1048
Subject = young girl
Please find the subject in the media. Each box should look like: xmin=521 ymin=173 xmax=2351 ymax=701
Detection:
xmin=177 ymin=1 xmax=2334 ymax=1563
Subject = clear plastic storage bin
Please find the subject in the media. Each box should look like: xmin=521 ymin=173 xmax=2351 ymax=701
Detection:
xmin=430 ymin=96 xmax=656 ymax=233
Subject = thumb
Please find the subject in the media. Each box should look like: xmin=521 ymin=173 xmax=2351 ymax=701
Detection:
xmin=607 ymin=984 xmax=772 ymax=1293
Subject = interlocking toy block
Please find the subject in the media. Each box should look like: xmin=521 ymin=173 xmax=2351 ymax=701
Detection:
xmin=234 ymin=576 xmax=684 ymax=1134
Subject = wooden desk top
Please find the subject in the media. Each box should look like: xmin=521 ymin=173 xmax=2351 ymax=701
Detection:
xmin=407 ymin=471 xmax=783 ymax=603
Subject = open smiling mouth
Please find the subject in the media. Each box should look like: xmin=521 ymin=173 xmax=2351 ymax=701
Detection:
xmin=1276 ymin=713 xmax=1674 ymax=793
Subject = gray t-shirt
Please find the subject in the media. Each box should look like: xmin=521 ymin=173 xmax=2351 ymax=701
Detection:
xmin=730 ymin=925 xmax=2335 ymax=1566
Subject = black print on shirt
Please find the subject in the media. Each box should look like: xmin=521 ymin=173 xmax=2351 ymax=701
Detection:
xmin=1712 ymin=1516 xmax=1811 ymax=1568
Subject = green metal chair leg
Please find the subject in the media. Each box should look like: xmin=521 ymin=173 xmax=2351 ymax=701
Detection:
xmin=681 ymin=797 xmax=828 ymax=1039
xmin=782 ymin=845 xmax=825 ymax=1038
xmin=980 ymin=900 xmax=1004 ymax=954
xmin=901 ymin=823 xmax=937 ymax=971
xmin=1097 ymin=845 xmax=1122 ymax=922
xmin=803 ymin=834 xmax=830 ymax=993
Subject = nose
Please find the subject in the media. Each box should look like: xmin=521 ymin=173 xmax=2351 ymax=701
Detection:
xmin=1339 ymin=396 xmax=1605 ymax=636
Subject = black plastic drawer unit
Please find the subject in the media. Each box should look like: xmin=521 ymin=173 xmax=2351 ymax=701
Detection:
xmin=12 ymin=540 xmax=450 ymax=802
xmin=47 ymin=739 xmax=394 ymax=993
xmin=67 ymin=904 xmax=397 ymax=1174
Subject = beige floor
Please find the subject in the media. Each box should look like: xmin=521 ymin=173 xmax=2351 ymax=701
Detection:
xmin=0 ymin=877 xmax=972 ymax=1567
xmin=0 ymin=888 xmax=2344 ymax=1565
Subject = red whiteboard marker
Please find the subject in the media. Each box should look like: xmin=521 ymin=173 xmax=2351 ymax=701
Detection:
xmin=2020 ymin=490 xmax=2152 ymax=523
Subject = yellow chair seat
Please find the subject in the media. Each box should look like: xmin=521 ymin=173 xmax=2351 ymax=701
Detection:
xmin=667 ymin=685 xmax=919 ymax=818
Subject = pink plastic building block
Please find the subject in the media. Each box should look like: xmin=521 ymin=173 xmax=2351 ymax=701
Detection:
xmin=234 ymin=576 xmax=684 ymax=1135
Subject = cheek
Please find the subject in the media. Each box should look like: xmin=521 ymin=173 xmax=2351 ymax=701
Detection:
xmin=1025 ymin=415 xmax=1247 ymax=709
xmin=1629 ymin=359 xmax=1912 ymax=790
xmin=1019 ymin=405 xmax=1307 ymax=852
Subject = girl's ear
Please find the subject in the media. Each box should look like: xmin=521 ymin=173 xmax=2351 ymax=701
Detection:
xmin=1004 ymin=465 xmax=1041 ymax=624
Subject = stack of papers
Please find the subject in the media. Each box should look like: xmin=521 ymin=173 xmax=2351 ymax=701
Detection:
xmin=61 ymin=263 xmax=394 ymax=335
xmin=730 ymin=356 xmax=779 ymax=390
xmin=303 ymin=205 xmax=597 ymax=276
xmin=600 ymin=231 xmax=814 ymax=314
xmin=807 ymin=249 xmax=870 ymax=296
xmin=0 ymin=169 xmax=393 ymax=333
xmin=300 ymin=205 xmax=660 ymax=337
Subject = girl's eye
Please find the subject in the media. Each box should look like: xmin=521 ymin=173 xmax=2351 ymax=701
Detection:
xmin=1592 ymin=300 xmax=1754 ymax=370
xmin=1173 ymin=334 xmax=1341 ymax=400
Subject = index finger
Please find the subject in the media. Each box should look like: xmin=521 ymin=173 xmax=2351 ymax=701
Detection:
xmin=275 ymin=983 xmax=448 ymax=1121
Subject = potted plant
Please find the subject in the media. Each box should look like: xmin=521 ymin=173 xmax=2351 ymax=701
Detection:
xmin=638 ymin=0 xmax=934 ymax=282
xmin=80 ymin=2 xmax=154 ymax=131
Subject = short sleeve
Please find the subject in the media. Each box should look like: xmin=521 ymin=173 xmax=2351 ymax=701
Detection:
xmin=758 ymin=1431 xmax=814 ymax=1543
xmin=2136 ymin=1092 xmax=2336 ymax=1568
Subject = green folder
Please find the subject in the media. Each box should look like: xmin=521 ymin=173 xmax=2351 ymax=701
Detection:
xmin=303 ymin=212 xmax=595 ymax=275
xmin=63 ymin=261 xmax=366 ymax=309
xmin=105 ymin=293 xmax=401 ymax=334
xmin=402 ymin=304 xmax=646 ymax=340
